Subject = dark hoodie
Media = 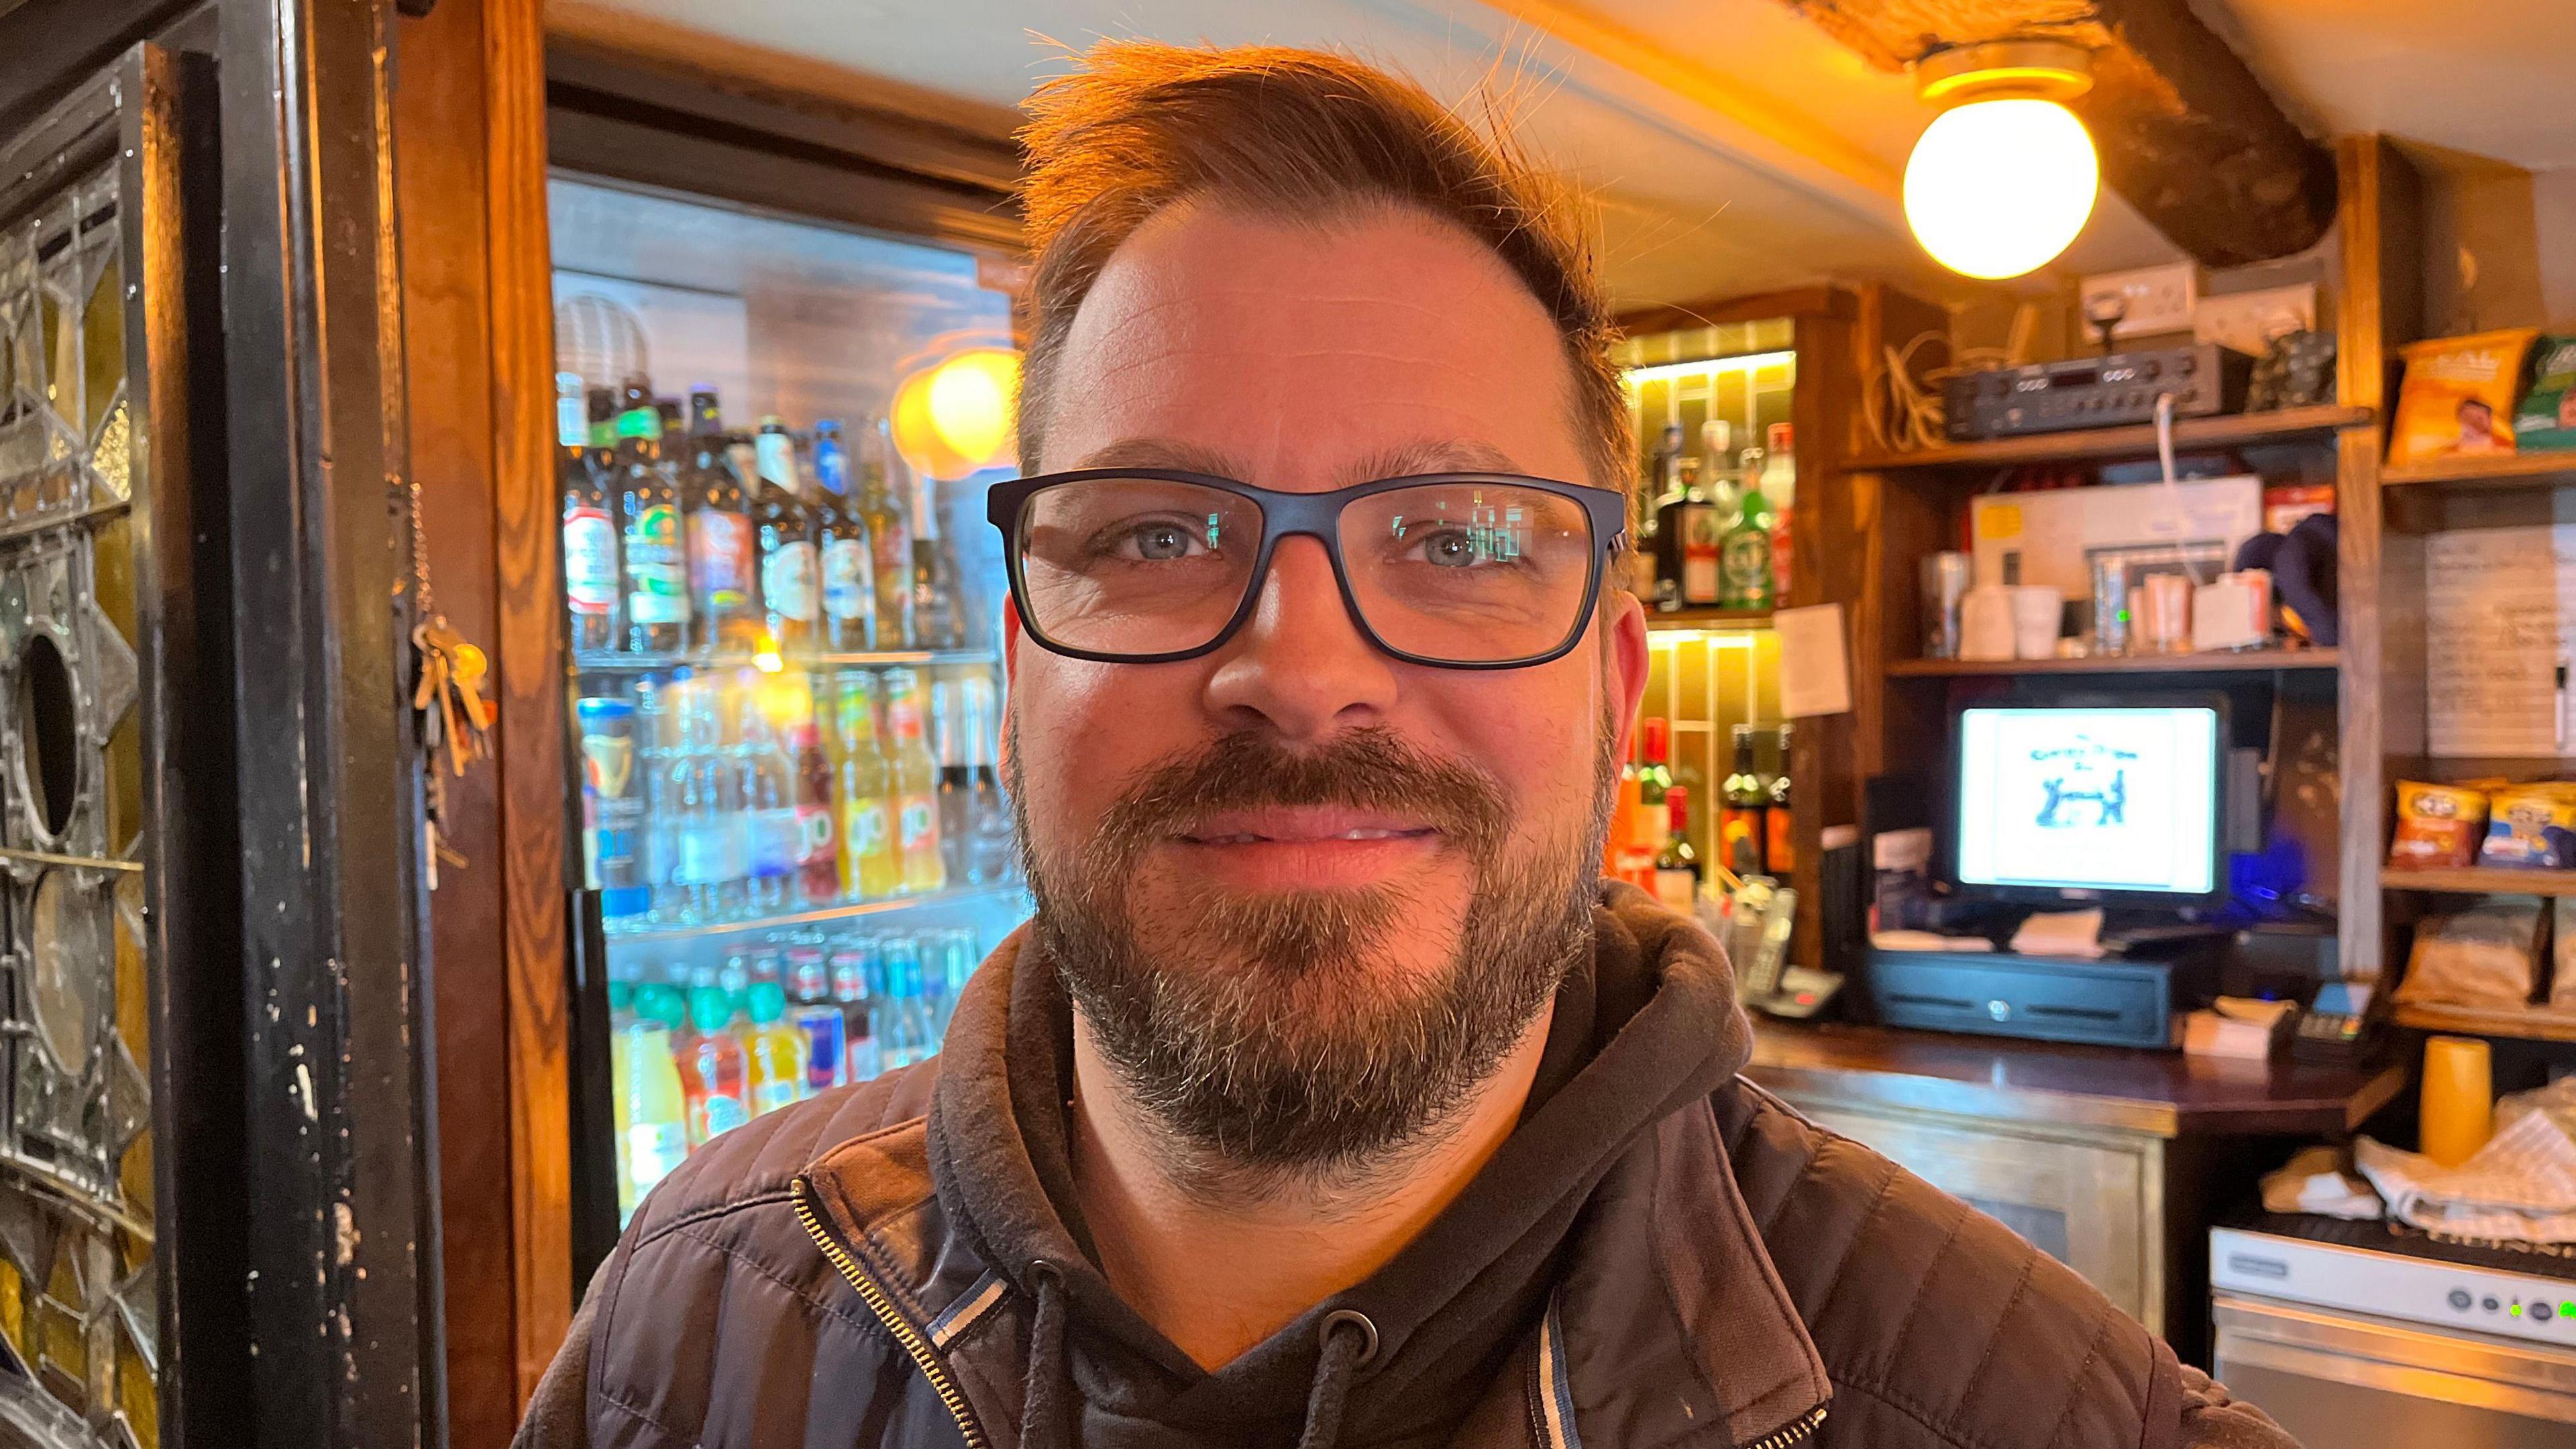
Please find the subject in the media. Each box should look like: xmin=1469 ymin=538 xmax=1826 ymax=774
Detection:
xmin=922 ymin=893 xmax=1746 ymax=1448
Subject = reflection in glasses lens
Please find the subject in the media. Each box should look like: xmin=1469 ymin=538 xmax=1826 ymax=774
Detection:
xmin=1012 ymin=476 xmax=1597 ymax=664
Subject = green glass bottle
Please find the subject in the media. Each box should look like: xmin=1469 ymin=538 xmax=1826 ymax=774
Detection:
xmin=1719 ymin=445 xmax=1776 ymax=611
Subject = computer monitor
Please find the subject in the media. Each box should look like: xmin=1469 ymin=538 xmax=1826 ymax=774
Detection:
xmin=1952 ymin=698 xmax=2226 ymax=904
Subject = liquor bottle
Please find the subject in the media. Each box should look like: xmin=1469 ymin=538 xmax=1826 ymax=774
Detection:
xmin=788 ymin=948 xmax=845 ymax=1094
xmin=830 ymin=945 xmax=881 ymax=1084
xmin=677 ymin=982 xmax=751 ymax=1148
xmin=1721 ymin=448 xmax=1776 ymax=611
xmin=961 ymin=676 xmax=1016 ymax=883
xmin=753 ymin=417 xmax=820 ymax=657
xmin=930 ymin=680 xmax=973 ymax=885
xmin=620 ymin=985 xmax=690 ymax=1209
xmin=560 ymin=372 xmax=623 ymax=652
xmin=1642 ymin=424 xmax=1680 ymax=608
xmin=741 ymin=982 xmax=809 ymax=1116
xmin=614 ymin=399 xmax=690 ymax=654
xmin=1654 ymin=786 xmax=1701 ymax=912
xmin=790 ymin=718 xmax=839 ymax=906
xmin=1720 ymin=723 xmax=1769 ymax=877
xmin=732 ymin=684 xmax=799 ymax=916
xmin=1762 ymin=423 xmax=1796 ymax=600
xmin=860 ymin=420 xmax=917 ymax=649
xmin=669 ymin=680 xmax=746 ymax=922
xmin=1635 ymin=717 xmax=1674 ymax=861
xmin=833 ymin=672 xmax=902 ymax=900
xmin=680 ymin=388 xmax=757 ymax=653
xmin=908 ymin=467 xmax=967 ymax=650
xmin=1766 ymin=722 xmax=1796 ymax=876
xmin=810 ymin=419 xmax=877 ymax=653
xmin=1654 ymin=458 xmax=1722 ymax=610
xmin=881 ymin=667 xmax=947 ymax=894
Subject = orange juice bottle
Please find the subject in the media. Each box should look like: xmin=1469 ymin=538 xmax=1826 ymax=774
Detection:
xmin=835 ymin=672 xmax=902 ymax=900
xmin=741 ymin=981 xmax=808 ymax=1116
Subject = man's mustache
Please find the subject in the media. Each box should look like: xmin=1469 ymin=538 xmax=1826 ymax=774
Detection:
xmin=1093 ymin=727 xmax=1511 ymax=865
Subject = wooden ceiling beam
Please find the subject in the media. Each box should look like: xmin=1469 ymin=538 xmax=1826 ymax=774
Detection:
xmin=1781 ymin=0 xmax=2335 ymax=268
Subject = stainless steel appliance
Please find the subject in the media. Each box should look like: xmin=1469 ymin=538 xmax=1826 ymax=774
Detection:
xmin=2211 ymin=1219 xmax=2576 ymax=1448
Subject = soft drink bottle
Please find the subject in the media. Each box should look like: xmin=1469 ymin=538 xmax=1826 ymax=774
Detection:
xmin=834 ymin=672 xmax=902 ymax=900
xmin=678 ymin=984 xmax=751 ymax=1147
xmin=741 ymin=982 xmax=809 ymax=1116
xmin=734 ymin=682 xmax=800 ymax=915
xmin=833 ymin=944 xmax=881 ymax=1082
xmin=879 ymin=936 xmax=926 ymax=1067
xmin=671 ymin=680 xmax=747 ymax=922
xmin=881 ymin=669 xmax=947 ymax=894
xmin=607 ymin=980 xmax=635 ymax=1218
xmin=791 ymin=717 xmax=839 ymax=905
xmin=788 ymin=947 xmax=845 ymax=1094
xmin=961 ymin=676 xmax=1015 ymax=883
xmin=930 ymin=678 xmax=973 ymax=885
xmin=621 ymin=984 xmax=691 ymax=1214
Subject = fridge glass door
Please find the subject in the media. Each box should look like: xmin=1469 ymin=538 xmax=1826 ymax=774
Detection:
xmin=549 ymin=174 xmax=1029 ymax=1222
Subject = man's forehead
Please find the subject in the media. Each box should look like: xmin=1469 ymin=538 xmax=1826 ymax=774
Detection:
xmin=1061 ymin=435 xmax=1531 ymax=487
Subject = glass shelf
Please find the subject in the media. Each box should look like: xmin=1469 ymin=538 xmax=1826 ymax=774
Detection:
xmin=602 ymin=879 xmax=1030 ymax=947
xmin=574 ymin=647 xmax=999 ymax=674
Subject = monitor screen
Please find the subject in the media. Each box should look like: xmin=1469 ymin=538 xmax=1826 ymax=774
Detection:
xmin=1954 ymin=704 xmax=2222 ymax=898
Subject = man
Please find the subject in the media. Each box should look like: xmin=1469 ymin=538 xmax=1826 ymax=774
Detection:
xmin=519 ymin=42 xmax=2296 ymax=1449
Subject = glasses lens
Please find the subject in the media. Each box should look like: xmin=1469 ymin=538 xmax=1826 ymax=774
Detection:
xmin=1015 ymin=478 xmax=1263 ymax=657
xmin=1338 ymin=482 xmax=1597 ymax=663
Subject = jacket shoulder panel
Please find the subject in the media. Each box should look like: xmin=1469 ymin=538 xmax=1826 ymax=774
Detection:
xmin=625 ymin=1059 xmax=938 ymax=1242
xmin=1717 ymin=1081 xmax=2182 ymax=1449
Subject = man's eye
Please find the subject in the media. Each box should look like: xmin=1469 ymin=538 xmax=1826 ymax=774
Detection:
xmin=1408 ymin=526 xmax=1517 ymax=569
xmin=1116 ymin=521 xmax=1202 ymax=561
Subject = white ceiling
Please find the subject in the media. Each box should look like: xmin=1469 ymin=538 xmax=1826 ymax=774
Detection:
xmin=555 ymin=0 xmax=2573 ymax=311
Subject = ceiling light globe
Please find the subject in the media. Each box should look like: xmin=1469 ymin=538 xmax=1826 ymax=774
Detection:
xmin=1903 ymin=97 xmax=2100 ymax=280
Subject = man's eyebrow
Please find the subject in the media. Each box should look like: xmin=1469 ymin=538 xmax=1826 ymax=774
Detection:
xmin=1346 ymin=439 xmax=1524 ymax=482
xmin=1063 ymin=437 xmax=1249 ymax=476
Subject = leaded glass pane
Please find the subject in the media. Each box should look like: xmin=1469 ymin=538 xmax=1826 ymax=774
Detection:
xmin=0 ymin=147 xmax=158 ymax=1449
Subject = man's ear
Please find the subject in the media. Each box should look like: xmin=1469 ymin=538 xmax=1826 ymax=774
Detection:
xmin=1603 ymin=589 xmax=1649 ymax=765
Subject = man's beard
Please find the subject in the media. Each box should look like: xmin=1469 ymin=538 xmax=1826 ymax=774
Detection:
xmin=1012 ymin=719 xmax=1617 ymax=1191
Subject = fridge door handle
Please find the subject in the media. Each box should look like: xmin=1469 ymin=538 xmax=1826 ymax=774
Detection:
xmin=567 ymin=885 xmax=623 ymax=1289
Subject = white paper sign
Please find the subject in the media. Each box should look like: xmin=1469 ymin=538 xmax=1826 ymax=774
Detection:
xmin=2424 ymin=526 xmax=2576 ymax=756
xmin=1774 ymin=603 xmax=1852 ymax=718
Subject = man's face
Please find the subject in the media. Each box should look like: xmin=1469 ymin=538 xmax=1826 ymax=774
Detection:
xmin=1008 ymin=203 xmax=1649 ymax=1173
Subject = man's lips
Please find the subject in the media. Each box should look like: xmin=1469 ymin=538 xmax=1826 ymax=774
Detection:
xmin=1175 ymin=806 xmax=1442 ymax=846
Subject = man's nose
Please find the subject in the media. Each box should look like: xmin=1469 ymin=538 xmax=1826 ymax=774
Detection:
xmin=1201 ymin=534 xmax=1399 ymax=740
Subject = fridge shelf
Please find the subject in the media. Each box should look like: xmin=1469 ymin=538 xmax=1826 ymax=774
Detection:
xmin=574 ymin=648 xmax=1000 ymax=674
xmin=602 ymin=880 xmax=1030 ymax=947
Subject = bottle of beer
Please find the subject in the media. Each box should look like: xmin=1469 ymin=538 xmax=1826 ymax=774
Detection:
xmin=614 ymin=388 xmax=690 ymax=655
xmin=679 ymin=387 xmax=757 ymax=654
xmin=559 ymin=372 xmax=621 ymax=653
xmin=908 ymin=468 xmax=967 ymax=650
xmin=1719 ymin=723 xmax=1768 ymax=877
xmin=860 ymin=419 xmax=917 ymax=650
xmin=1653 ymin=787 xmax=1701 ymax=912
xmin=753 ymin=417 xmax=820 ymax=657
xmin=1766 ymin=722 xmax=1796 ymax=876
xmin=810 ymin=420 xmax=877 ymax=653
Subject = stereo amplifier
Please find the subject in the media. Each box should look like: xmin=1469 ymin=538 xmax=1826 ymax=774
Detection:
xmin=1944 ymin=343 xmax=2253 ymax=441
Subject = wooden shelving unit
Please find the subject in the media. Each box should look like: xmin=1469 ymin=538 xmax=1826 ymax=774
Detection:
xmin=2380 ymin=866 xmax=2576 ymax=898
xmin=1889 ymin=649 xmax=2339 ymax=678
xmin=2392 ymin=1001 xmax=2576 ymax=1043
xmin=1644 ymin=607 xmax=1772 ymax=631
xmin=2382 ymin=450 xmax=2576 ymax=489
xmin=1847 ymin=405 xmax=2373 ymax=472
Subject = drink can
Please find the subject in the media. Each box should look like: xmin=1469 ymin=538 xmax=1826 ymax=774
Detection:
xmin=2090 ymin=557 xmax=2132 ymax=655
xmin=794 ymin=1005 xmax=846 ymax=1093
xmin=576 ymin=696 xmax=650 ymax=920
xmin=1920 ymin=552 xmax=1970 ymax=659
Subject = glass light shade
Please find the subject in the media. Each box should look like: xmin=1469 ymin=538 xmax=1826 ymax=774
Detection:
xmin=1902 ymin=97 xmax=2100 ymax=280
xmin=891 ymin=347 xmax=1020 ymax=479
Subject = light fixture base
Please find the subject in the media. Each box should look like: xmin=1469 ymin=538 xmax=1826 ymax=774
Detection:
xmin=1916 ymin=38 xmax=2095 ymax=106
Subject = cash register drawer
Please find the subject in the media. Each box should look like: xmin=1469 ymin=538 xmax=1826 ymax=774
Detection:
xmin=1862 ymin=949 xmax=2204 ymax=1049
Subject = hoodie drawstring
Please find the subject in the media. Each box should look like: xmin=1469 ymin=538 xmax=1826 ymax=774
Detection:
xmin=1021 ymin=1261 xmax=1073 ymax=1449
xmin=1295 ymin=1309 xmax=1379 ymax=1449
xmin=1016 ymin=1269 xmax=1377 ymax=1449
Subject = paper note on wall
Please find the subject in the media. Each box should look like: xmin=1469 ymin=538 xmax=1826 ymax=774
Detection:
xmin=2424 ymin=526 xmax=2576 ymax=756
xmin=1774 ymin=603 xmax=1852 ymax=718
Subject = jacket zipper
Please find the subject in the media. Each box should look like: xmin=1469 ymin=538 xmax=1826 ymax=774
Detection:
xmin=1740 ymin=1403 xmax=1827 ymax=1449
xmin=792 ymin=1175 xmax=991 ymax=1449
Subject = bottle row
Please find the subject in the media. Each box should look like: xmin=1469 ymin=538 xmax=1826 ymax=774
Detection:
xmin=607 ymin=928 xmax=984 ymax=1221
xmin=1634 ymin=420 xmax=1796 ymax=612
xmin=577 ymin=663 xmax=1015 ymax=932
xmin=559 ymin=372 xmax=975 ymax=659
xmin=1605 ymin=717 xmax=1794 ymax=910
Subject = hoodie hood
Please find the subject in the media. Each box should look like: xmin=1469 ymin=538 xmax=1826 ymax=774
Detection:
xmin=926 ymin=880 xmax=1754 ymax=1448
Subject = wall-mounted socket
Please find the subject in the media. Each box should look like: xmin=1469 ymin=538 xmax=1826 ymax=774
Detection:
xmin=2080 ymin=262 xmax=2200 ymax=339
xmin=2194 ymin=284 xmax=2317 ymax=357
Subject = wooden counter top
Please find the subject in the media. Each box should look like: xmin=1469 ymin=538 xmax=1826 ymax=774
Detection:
xmin=1744 ymin=1020 xmax=2408 ymax=1138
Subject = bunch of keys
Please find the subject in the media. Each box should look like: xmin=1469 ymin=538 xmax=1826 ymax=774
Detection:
xmin=413 ymin=612 xmax=494 ymax=883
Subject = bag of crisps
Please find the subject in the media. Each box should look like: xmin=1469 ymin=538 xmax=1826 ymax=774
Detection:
xmin=2389 ymin=780 xmax=2489 ymax=869
xmin=2388 ymin=329 xmax=2538 ymax=465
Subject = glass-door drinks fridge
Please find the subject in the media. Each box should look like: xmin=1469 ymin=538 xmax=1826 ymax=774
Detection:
xmin=547 ymin=173 xmax=1032 ymax=1233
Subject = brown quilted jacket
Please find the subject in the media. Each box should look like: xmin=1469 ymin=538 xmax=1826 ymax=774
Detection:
xmin=517 ymin=887 xmax=2296 ymax=1449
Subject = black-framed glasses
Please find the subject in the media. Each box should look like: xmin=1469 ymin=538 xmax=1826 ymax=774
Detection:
xmin=986 ymin=470 xmax=1631 ymax=669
